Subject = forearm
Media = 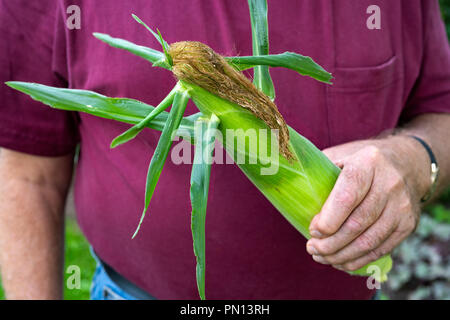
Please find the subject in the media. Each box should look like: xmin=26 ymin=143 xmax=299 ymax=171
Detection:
xmin=0 ymin=150 xmax=73 ymax=300
xmin=392 ymin=113 xmax=450 ymax=203
xmin=324 ymin=113 xmax=450 ymax=204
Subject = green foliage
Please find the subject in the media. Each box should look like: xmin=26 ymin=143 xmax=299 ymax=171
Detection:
xmin=247 ymin=0 xmax=275 ymax=100
xmin=437 ymin=186 xmax=450 ymax=204
xmin=132 ymin=90 xmax=190 ymax=239
xmin=226 ymin=52 xmax=333 ymax=84
xmin=440 ymin=0 xmax=450 ymax=40
xmin=190 ymin=114 xmax=220 ymax=300
xmin=5 ymin=82 xmax=199 ymax=142
xmin=63 ymin=219 xmax=96 ymax=300
xmin=93 ymin=33 xmax=170 ymax=69
xmin=110 ymin=87 xmax=177 ymax=148
xmin=428 ymin=204 xmax=450 ymax=224
xmin=383 ymin=215 xmax=450 ymax=300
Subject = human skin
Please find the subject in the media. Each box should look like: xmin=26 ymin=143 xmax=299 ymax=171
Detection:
xmin=306 ymin=113 xmax=450 ymax=272
xmin=0 ymin=114 xmax=448 ymax=299
xmin=0 ymin=150 xmax=73 ymax=299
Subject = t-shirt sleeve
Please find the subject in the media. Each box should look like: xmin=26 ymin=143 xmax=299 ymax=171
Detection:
xmin=401 ymin=0 xmax=450 ymax=121
xmin=0 ymin=0 xmax=78 ymax=156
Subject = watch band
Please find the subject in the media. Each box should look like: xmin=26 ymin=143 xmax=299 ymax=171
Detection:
xmin=409 ymin=135 xmax=440 ymax=202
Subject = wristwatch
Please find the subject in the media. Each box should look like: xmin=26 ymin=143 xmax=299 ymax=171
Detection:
xmin=409 ymin=135 xmax=440 ymax=203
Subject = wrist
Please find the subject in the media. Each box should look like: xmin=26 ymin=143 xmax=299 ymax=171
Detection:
xmin=379 ymin=135 xmax=431 ymax=203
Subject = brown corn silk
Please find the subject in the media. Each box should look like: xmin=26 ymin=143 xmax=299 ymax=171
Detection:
xmin=169 ymin=41 xmax=293 ymax=160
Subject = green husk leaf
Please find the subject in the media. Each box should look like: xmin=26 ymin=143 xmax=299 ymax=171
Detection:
xmin=132 ymin=89 xmax=190 ymax=239
xmin=110 ymin=85 xmax=178 ymax=148
xmin=131 ymin=14 xmax=165 ymax=47
xmin=130 ymin=14 xmax=172 ymax=67
xmin=92 ymin=32 xmax=171 ymax=69
xmin=247 ymin=0 xmax=275 ymax=100
xmin=157 ymin=28 xmax=173 ymax=67
xmin=226 ymin=52 xmax=333 ymax=84
xmin=190 ymin=113 xmax=220 ymax=300
xmin=4 ymin=81 xmax=198 ymax=141
xmin=350 ymin=254 xmax=393 ymax=282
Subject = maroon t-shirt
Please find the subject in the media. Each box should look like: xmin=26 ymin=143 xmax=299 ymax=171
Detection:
xmin=1 ymin=0 xmax=449 ymax=299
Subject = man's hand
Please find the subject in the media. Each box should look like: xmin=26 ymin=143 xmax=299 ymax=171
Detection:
xmin=306 ymin=135 xmax=431 ymax=272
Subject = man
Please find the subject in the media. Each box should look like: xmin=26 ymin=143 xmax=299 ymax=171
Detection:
xmin=0 ymin=0 xmax=449 ymax=300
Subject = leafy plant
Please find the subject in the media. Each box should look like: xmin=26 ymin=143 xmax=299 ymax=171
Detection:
xmin=383 ymin=215 xmax=450 ymax=300
xmin=440 ymin=0 xmax=450 ymax=40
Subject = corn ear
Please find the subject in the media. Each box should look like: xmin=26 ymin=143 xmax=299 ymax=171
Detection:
xmin=180 ymin=81 xmax=393 ymax=282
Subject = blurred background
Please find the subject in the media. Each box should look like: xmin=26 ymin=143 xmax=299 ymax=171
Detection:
xmin=0 ymin=1 xmax=449 ymax=300
xmin=380 ymin=0 xmax=450 ymax=299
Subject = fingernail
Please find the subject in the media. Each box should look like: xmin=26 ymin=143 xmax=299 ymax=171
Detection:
xmin=307 ymin=244 xmax=318 ymax=255
xmin=310 ymin=229 xmax=323 ymax=238
xmin=312 ymin=255 xmax=325 ymax=263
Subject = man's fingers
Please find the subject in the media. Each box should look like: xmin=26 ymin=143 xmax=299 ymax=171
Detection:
xmin=309 ymin=158 xmax=375 ymax=237
xmin=334 ymin=193 xmax=419 ymax=271
xmin=310 ymin=202 xmax=398 ymax=266
xmin=307 ymin=185 xmax=388 ymax=256
xmin=335 ymin=227 xmax=408 ymax=272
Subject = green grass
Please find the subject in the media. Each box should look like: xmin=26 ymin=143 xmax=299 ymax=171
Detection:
xmin=63 ymin=218 xmax=96 ymax=300
xmin=424 ymin=187 xmax=450 ymax=223
xmin=440 ymin=0 xmax=450 ymax=41
xmin=0 ymin=218 xmax=96 ymax=300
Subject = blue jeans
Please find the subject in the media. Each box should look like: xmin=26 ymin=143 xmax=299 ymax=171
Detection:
xmin=90 ymin=248 xmax=155 ymax=300
xmin=371 ymin=289 xmax=381 ymax=300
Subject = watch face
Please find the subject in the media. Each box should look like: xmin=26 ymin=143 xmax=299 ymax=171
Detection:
xmin=422 ymin=163 xmax=439 ymax=203
xmin=431 ymin=163 xmax=440 ymax=183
